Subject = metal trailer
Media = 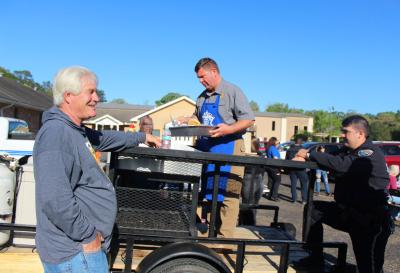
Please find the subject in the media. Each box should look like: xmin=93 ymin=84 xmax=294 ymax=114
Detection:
xmin=0 ymin=147 xmax=348 ymax=273
xmin=106 ymin=147 xmax=347 ymax=273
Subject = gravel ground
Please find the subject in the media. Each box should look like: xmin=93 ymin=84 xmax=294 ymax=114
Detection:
xmin=255 ymin=174 xmax=399 ymax=273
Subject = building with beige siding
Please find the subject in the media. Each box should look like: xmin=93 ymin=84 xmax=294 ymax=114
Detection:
xmin=254 ymin=112 xmax=313 ymax=143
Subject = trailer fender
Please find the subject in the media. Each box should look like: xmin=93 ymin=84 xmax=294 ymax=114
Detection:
xmin=136 ymin=242 xmax=231 ymax=273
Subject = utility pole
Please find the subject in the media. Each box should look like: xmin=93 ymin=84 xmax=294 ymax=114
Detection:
xmin=329 ymin=106 xmax=335 ymax=143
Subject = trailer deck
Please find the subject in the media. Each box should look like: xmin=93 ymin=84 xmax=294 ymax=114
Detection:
xmin=0 ymin=225 xmax=344 ymax=273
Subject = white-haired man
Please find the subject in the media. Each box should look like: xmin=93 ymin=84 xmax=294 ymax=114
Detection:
xmin=34 ymin=66 xmax=160 ymax=272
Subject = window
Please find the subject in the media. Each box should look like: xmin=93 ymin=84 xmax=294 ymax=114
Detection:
xmin=304 ymin=126 xmax=308 ymax=132
xmin=294 ymin=126 xmax=298 ymax=135
xmin=8 ymin=120 xmax=29 ymax=135
xmin=379 ymin=145 xmax=400 ymax=156
xmin=8 ymin=119 xmax=34 ymax=139
xmin=272 ymin=121 xmax=276 ymax=131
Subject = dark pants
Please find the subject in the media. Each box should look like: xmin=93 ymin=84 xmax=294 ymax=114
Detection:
xmin=266 ymin=167 xmax=281 ymax=199
xmin=306 ymin=201 xmax=391 ymax=273
xmin=289 ymin=170 xmax=308 ymax=202
xmin=240 ymin=167 xmax=264 ymax=225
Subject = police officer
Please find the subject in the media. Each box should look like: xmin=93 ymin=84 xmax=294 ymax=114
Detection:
xmin=294 ymin=115 xmax=392 ymax=273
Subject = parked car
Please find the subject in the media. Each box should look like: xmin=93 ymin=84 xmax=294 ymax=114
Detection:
xmin=373 ymin=141 xmax=400 ymax=168
xmin=301 ymin=142 xmax=344 ymax=155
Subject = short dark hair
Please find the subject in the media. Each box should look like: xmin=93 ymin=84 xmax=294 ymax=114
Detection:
xmin=194 ymin=57 xmax=220 ymax=73
xmin=267 ymin=137 xmax=278 ymax=147
xmin=342 ymin=115 xmax=370 ymax=137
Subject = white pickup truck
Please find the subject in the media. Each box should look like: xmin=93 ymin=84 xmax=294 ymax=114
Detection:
xmin=0 ymin=117 xmax=35 ymax=159
xmin=0 ymin=117 xmax=35 ymax=246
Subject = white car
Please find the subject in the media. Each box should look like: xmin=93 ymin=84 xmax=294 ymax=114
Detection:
xmin=278 ymin=141 xmax=294 ymax=159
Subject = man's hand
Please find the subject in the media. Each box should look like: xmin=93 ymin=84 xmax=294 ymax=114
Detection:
xmin=82 ymin=232 xmax=102 ymax=253
xmin=145 ymin=134 xmax=161 ymax=148
xmin=209 ymin=123 xmax=233 ymax=138
xmin=295 ymin=149 xmax=309 ymax=160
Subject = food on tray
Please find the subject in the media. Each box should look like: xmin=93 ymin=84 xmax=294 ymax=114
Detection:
xmin=188 ymin=118 xmax=201 ymax=126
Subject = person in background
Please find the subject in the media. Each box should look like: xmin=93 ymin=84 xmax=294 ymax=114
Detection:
xmin=180 ymin=57 xmax=254 ymax=238
xmin=257 ymin=136 xmax=266 ymax=156
xmin=294 ymin=115 xmax=392 ymax=273
xmin=139 ymin=115 xmax=154 ymax=134
xmin=314 ymin=145 xmax=331 ymax=196
xmin=265 ymin=137 xmax=282 ymax=201
xmin=251 ymin=135 xmax=259 ymax=153
xmin=285 ymin=135 xmax=309 ymax=204
xmin=387 ymin=164 xmax=400 ymax=221
xmin=34 ymin=66 xmax=160 ymax=273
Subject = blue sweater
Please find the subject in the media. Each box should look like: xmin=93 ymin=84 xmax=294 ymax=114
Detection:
xmin=34 ymin=106 xmax=145 ymax=263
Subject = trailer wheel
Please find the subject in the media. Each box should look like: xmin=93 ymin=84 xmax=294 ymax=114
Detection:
xmin=148 ymin=257 xmax=221 ymax=273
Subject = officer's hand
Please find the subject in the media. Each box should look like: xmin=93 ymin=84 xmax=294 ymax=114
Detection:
xmin=82 ymin=232 xmax=103 ymax=253
xmin=145 ymin=134 xmax=161 ymax=148
xmin=209 ymin=123 xmax=232 ymax=138
xmin=295 ymin=149 xmax=309 ymax=159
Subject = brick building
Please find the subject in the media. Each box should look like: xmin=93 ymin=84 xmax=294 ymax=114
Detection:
xmin=0 ymin=76 xmax=53 ymax=133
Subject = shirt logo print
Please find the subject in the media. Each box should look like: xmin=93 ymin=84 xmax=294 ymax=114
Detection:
xmin=202 ymin=110 xmax=215 ymax=126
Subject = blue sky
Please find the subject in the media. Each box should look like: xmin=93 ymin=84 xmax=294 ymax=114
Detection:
xmin=1 ymin=0 xmax=399 ymax=114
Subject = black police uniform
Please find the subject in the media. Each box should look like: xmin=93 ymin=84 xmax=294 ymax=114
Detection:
xmin=306 ymin=140 xmax=392 ymax=273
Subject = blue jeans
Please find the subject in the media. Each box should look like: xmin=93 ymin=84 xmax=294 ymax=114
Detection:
xmin=389 ymin=195 xmax=400 ymax=219
xmin=42 ymin=250 xmax=109 ymax=273
xmin=289 ymin=170 xmax=308 ymax=202
xmin=315 ymin=169 xmax=330 ymax=194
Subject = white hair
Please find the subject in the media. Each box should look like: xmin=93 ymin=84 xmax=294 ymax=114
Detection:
xmin=389 ymin=165 xmax=399 ymax=177
xmin=52 ymin=66 xmax=98 ymax=105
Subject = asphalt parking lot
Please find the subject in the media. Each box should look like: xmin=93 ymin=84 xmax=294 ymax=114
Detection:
xmin=256 ymin=174 xmax=399 ymax=273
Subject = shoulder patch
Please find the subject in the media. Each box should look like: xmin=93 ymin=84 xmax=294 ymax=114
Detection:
xmin=358 ymin=149 xmax=374 ymax=157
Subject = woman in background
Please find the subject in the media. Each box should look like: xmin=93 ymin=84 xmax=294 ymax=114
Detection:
xmin=265 ymin=137 xmax=282 ymax=201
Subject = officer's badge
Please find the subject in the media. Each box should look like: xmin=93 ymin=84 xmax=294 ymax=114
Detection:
xmin=358 ymin=149 xmax=374 ymax=157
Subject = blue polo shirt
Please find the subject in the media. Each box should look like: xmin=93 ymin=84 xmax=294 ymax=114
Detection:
xmin=267 ymin=145 xmax=281 ymax=159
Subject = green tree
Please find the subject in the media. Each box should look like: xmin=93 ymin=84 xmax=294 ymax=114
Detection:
xmin=292 ymin=131 xmax=313 ymax=142
xmin=0 ymin=66 xmax=18 ymax=80
xmin=265 ymin=103 xmax=289 ymax=113
xmin=369 ymin=112 xmax=400 ymax=140
xmin=110 ymin=98 xmax=127 ymax=104
xmin=155 ymin=92 xmax=187 ymax=106
xmin=1 ymin=67 xmax=52 ymax=96
xmin=249 ymin=100 xmax=259 ymax=112
xmin=97 ymin=89 xmax=107 ymax=102
xmin=312 ymin=110 xmax=341 ymax=138
xmin=13 ymin=70 xmax=35 ymax=89
xmin=391 ymin=130 xmax=400 ymax=141
xmin=370 ymin=120 xmax=392 ymax=140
